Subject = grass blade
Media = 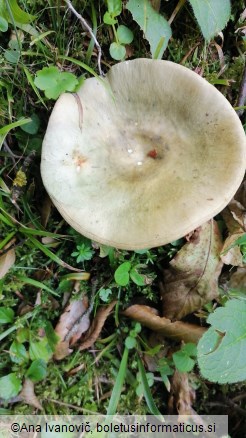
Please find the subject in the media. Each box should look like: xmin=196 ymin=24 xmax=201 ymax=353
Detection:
xmin=106 ymin=346 xmax=129 ymax=415
xmin=137 ymin=354 xmax=162 ymax=416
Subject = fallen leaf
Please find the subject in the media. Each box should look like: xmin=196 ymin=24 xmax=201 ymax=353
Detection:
xmin=19 ymin=379 xmax=42 ymax=410
xmin=168 ymin=370 xmax=195 ymax=415
xmin=228 ymin=267 xmax=246 ymax=293
xmin=54 ymin=296 xmax=90 ymax=360
xmin=123 ymin=305 xmax=206 ymax=344
xmin=221 ymin=233 xmax=244 ymax=267
xmin=161 ymin=220 xmax=223 ymax=320
xmin=79 ymin=300 xmax=117 ymax=351
xmin=0 ymin=248 xmax=15 ymax=279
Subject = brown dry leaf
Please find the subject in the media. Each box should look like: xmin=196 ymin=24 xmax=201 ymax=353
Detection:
xmin=168 ymin=370 xmax=195 ymax=415
xmin=19 ymin=379 xmax=42 ymax=410
xmin=221 ymin=233 xmax=244 ymax=267
xmin=123 ymin=305 xmax=206 ymax=344
xmin=228 ymin=267 xmax=246 ymax=292
xmin=221 ymin=206 xmax=245 ymax=267
xmin=161 ymin=220 xmax=223 ymax=320
xmin=54 ymin=296 xmax=90 ymax=360
xmin=0 ymin=248 xmax=15 ymax=279
xmin=79 ymin=300 xmax=117 ymax=351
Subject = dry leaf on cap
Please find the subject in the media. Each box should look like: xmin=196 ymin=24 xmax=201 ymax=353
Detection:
xmin=168 ymin=370 xmax=196 ymax=415
xmin=161 ymin=220 xmax=223 ymax=320
xmin=79 ymin=300 xmax=117 ymax=351
xmin=123 ymin=305 xmax=205 ymax=344
xmin=54 ymin=296 xmax=90 ymax=360
xmin=0 ymin=248 xmax=15 ymax=279
xmin=19 ymin=379 xmax=42 ymax=410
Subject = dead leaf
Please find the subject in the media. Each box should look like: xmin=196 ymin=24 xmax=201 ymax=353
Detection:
xmin=161 ymin=220 xmax=223 ymax=320
xmin=54 ymin=296 xmax=90 ymax=360
xmin=228 ymin=267 xmax=246 ymax=292
xmin=221 ymin=233 xmax=244 ymax=267
xmin=123 ymin=305 xmax=206 ymax=344
xmin=168 ymin=370 xmax=195 ymax=415
xmin=79 ymin=300 xmax=117 ymax=351
xmin=0 ymin=248 xmax=15 ymax=279
xmin=19 ymin=379 xmax=42 ymax=410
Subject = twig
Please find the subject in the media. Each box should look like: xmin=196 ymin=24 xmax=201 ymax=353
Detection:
xmin=65 ymin=0 xmax=104 ymax=76
xmin=236 ymin=64 xmax=246 ymax=118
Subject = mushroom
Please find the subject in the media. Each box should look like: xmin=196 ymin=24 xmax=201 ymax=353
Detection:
xmin=41 ymin=59 xmax=246 ymax=250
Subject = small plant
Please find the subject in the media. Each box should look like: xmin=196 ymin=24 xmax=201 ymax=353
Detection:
xmin=34 ymin=66 xmax=79 ymax=99
xmin=71 ymin=243 xmax=94 ymax=264
xmin=103 ymin=0 xmax=134 ymax=60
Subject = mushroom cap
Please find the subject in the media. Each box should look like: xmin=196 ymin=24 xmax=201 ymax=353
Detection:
xmin=41 ymin=59 xmax=246 ymax=250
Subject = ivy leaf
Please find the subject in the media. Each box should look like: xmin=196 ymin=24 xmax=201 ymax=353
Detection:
xmin=114 ymin=261 xmax=131 ymax=286
xmin=197 ymin=299 xmax=246 ymax=383
xmin=109 ymin=42 xmax=126 ymax=60
xmin=34 ymin=66 xmax=78 ymax=100
xmin=188 ymin=0 xmax=231 ymax=41
xmin=127 ymin=0 xmax=171 ymax=59
xmin=0 ymin=373 xmax=22 ymax=400
xmin=25 ymin=359 xmax=47 ymax=382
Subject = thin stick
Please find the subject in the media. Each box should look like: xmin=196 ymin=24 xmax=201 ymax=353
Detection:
xmin=65 ymin=0 xmax=104 ymax=76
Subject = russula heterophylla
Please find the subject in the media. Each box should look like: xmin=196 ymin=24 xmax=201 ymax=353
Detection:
xmin=41 ymin=59 xmax=246 ymax=250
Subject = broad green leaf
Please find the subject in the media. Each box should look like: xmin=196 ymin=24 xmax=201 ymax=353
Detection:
xmin=172 ymin=351 xmax=195 ymax=372
xmin=34 ymin=66 xmax=78 ymax=100
xmin=0 ymin=16 xmax=8 ymax=31
xmin=26 ymin=359 xmax=47 ymax=382
xmin=188 ymin=0 xmax=231 ymax=41
xmin=130 ymin=268 xmax=145 ymax=286
xmin=127 ymin=0 xmax=171 ymax=59
xmin=9 ymin=340 xmax=29 ymax=364
xmin=109 ymin=42 xmax=126 ymax=60
xmin=117 ymin=25 xmax=134 ymax=44
xmin=114 ymin=261 xmax=131 ymax=286
xmin=0 ymin=373 xmax=22 ymax=399
xmin=4 ymin=48 xmax=20 ymax=64
xmin=103 ymin=11 xmax=117 ymax=25
xmin=107 ymin=0 xmax=122 ymax=16
xmin=20 ymin=113 xmax=40 ymax=134
xmin=4 ymin=0 xmax=35 ymax=24
xmin=198 ymin=299 xmax=246 ymax=383
xmin=0 ymin=307 xmax=14 ymax=323
xmin=29 ymin=338 xmax=53 ymax=362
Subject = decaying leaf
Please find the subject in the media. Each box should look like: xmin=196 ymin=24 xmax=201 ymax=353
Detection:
xmin=161 ymin=220 xmax=223 ymax=320
xmin=19 ymin=379 xmax=42 ymax=410
xmin=123 ymin=305 xmax=206 ymax=344
xmin=168 ymin=370 xmax=195 ymax=415
xmin=228 ymin=267 xmax=246 ymax=293
xmin=0 ymin=248 xmax=15 ymax=279
xmin=221 ymin=206 xmax=245 ymax=267
xmin=54 ymin=296 xmax=90 ymax=360
xmin=221 ymin=233 xmax=244 ymax=267
xmin=79 ymin=300 xmax=117 ymax=351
